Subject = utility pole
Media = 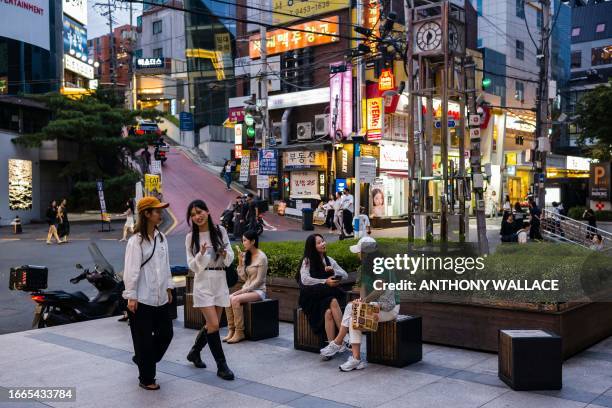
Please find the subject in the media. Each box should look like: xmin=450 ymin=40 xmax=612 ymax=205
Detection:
xmin=535 ymin=0 xmax=551 ymax=208
xmin=405 ymin=0 xmax=415 ymax=240
xmin=354 ymin=0 xmax=366 ymax=227
xmin=440 ymin=1 xmax=449 ymax=242
xmin=258 ymin=25 xmax=268 ymax=200
xmin=108 ymin=0 xmax=116 ymax=88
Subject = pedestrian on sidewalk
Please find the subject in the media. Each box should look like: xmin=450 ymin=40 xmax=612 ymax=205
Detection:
xmin=120 ymin=199 xmax=136 ymax=242
xmin=583 ymin=208 xmax=597 ymax=239
xmin=323 ymin=194 xmax=336 ymax=232
xmin=185 ymin=199 xmax=235 ymax=380
xmin=123 ymin=196 xmax=174 ymax=391
xmin=320 ymin=236 xmax=399 ymax=371
xmin=488 ymin=191 xmax=498 ymax=218
xmin=45 ymin=200 xmax=62 ymax=245
xmin=340 ymin=188 xmax=354 ymax=239
xmin=528 ymin=198 xmax=543 ymax=240
xmin=332 ymin=192 xmax=343 ymax=234
xmin=355 ymin=207 xmax=371 ymax=239
xmin=297 ymin=234 xmax=347 ymax=349
xmin=57 ymin=199 xmax=70 ymax=243
xmin=224 ymin=229 xmax=268 ymax=344
xmin=502 ymin=195 xmax=512 ymax=217
xmin=222 ymin=160 xmax=233 ymax=191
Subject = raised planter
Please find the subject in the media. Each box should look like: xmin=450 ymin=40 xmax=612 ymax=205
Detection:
xmin=400 ymin=300 xmax=612 ymax=359
xmin=266 ymin=273 xmax=357 ymax=322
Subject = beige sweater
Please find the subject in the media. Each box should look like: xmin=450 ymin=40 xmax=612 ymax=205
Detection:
xmin=237 ymin=250 xmax=268 ymax=293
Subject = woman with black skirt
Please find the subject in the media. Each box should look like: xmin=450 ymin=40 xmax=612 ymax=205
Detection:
xmin=297 ymin=234 xmax=347 ymax=350
xmin=45 ymin=201 xmax=61 ymax=245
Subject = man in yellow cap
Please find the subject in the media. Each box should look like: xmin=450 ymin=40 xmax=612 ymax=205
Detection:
xmin=123 ymin=196 xmax=174 ymax=390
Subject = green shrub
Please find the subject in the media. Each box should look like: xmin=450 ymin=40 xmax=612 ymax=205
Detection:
xmin=567 ymin=206 xmax=587 ymax=220
xmin=596 ymin=210 xmax=612 ymax=222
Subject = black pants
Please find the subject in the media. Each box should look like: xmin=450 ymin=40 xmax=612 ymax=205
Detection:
xmin=128 ymin=302 xmax=173 ymax=385
xmin=325 ymin=209 xmax=335 ymax=229
xmin=342 ymin=209 xmax=353 ymax=235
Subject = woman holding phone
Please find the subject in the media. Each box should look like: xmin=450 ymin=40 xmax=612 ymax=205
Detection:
xmin=297 ymin=234 xmax=348 ymax=350
xmin=122 ymin=197 xmax=174 ymax=390
xmin=185 ymin=199 xmax=235 ymax=380
xmin=223 ymin=229 xmax=268 ymax=344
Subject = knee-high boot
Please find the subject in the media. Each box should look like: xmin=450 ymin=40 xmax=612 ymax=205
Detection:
xmin=186 ymin=327 xmax=207 ymax=368
xmin=227 ymin=304 xmax=245 ymax=344
xmin=206 ymin=330 xmax=234 ymax=380
xmin=222 ymin=307 xmax=235 ymax=342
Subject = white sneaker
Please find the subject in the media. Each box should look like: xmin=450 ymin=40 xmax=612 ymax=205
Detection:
xmin=339 ymin=356 xmax=367 ymax=372
xmin=320 ymin=341 xmax=345 ymax=358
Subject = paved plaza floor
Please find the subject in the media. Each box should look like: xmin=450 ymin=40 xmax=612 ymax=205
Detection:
xmin=2 ymin=307 xmax=612 ymax=408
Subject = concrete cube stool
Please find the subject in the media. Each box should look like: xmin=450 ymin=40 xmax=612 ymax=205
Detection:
xmin=244 ymin=299 xmax=279 ymax=341
xmin=293 ymin=308 xmax=326 ymax=353
xmin=366 ymin=315 xmax=422 ymax=367
xmin=498 ymin=329 xmax=562 ymax=391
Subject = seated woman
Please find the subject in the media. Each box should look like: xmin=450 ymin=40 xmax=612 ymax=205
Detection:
xmin=320 ymin=236 xmax=399 ymax=372
xmin=224 ymin=229 xmax=268 ymax=344
xmin=297 ymin=234 xmax=348 ymax=349
xmin=500 ymin=214 xmax=518 ymax=242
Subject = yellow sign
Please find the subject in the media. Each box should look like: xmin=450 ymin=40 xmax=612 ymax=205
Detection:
xmin=378 ymin=69 xmax=395 ymax=91
xmin=144 ymin=174 xmax=162 ymax=194
xmin=366 ymin=98 xmax=383 ymax=140
xmin=282 ymin=151 xmax=327 ymax=169
xmin=272 ymin=0 xmax=349 ymax=25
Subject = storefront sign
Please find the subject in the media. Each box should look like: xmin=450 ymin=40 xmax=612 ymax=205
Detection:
xmin=590 ymin=162 xmax=611 ymax=200
xmin=235 ymin=145 xmax=242 ymax=160
xmin=282 ymin=151 xmax=327 ymax=170
xmin=566 ymin=156 xmax=590 ymax=171
xmin=150 ymin=160 xmax=162 ymax=176
xmin=63 ymin=16 xmax=87 ymax=56
xmin=359 ymin=144 xmax=380 ymax=159
xmin=64 ymin=54 xmax=94 ymax=79
xmin=96 ymin=180 xmax=109 ymax=222
xmin=144 ymin=174 xmax=162 ymax=194
xmin=329 ymin=62 xmax=353 ymax=139
xmin=229 ymin=107 xmax=245 ymax=123
xmin=257 ymin=175 xmax=270 ymax=189
xmin=63 ymin=0 xmax=87 ymax=25
xmin=380 ymin=142 xmax=408 ymax=171
xmin=363 ymin=0 xmax=380 ymax=53
xmin=240 ymin=151 xmax=250 ymax=182
xmin=249 ymin=16 xmax=339 ymax=58
xmin=250 ymin=155 xmax=259 ymax=176
xmin=1 ymin=0 xmax=50 ymax=50
xmin=336 ymin=144 xmax=354 ymax=179
xmin=422 ymin=99 xmax=461 ymax=120
xmin=269 ymin=87 xmax=329 ymax=110
xmin=359 ymin=157 xmax=377 ymax=183
xmin=136 ymin=58 xmax=166 ymax=69
xmin=258 ymin=149 xmax=278 ymax=175
xmin=378 ymin=69 xmax=395 ymax=92
xmin=179 ymin=111 xmax=194 ymax=131
xmin=366 ymin=98 xmax=383 ymax=141
xmin=290 ymin=171 xmax=320 ymax=199
xmin=215 ymin=33 xmax=232 ymax=53
xmin=272 ymin=0 xmax=349 ymax=25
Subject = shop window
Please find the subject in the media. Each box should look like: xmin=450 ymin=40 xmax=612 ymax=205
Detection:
xmin=514 ymin=81 xmax=524 ymax=102
xmin=516 ymin=0 xmax=525 ymax=19
xmin=537 ymin=10 xmax=543 ymax=29
xmin=153 ymin=48 xmax=163 ymax=58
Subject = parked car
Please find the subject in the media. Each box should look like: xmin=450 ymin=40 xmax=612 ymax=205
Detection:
xmin=130 ymin=120 xmax=162 ymax=136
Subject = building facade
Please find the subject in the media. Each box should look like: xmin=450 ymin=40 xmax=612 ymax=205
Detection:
xmin=88 ymin=24 xmax=137 ymax=89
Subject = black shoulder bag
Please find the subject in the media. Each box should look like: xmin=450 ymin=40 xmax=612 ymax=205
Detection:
xmin=217 ymin=226 xmax=239 ymax=288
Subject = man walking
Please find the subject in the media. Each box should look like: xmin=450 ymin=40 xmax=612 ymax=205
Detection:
xmin=340 ymin=188 xmax=354 ymax=239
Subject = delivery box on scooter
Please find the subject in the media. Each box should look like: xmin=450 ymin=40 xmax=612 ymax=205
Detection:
xmin=9 ymin=265 xmax=48 ymax=291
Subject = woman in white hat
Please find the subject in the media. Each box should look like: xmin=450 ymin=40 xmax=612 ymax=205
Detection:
xmin=319 ymin=236 xmax=400 ymax=372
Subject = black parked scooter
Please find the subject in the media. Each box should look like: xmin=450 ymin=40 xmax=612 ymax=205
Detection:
xmin=29 ymin=243 xmax=125 ymax=328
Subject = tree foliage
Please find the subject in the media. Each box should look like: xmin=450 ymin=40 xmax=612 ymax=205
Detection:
xmin=11 ymin=90 xmax=163 ymax=210
xmin=575 ymin=81 xmax=612 ymax=161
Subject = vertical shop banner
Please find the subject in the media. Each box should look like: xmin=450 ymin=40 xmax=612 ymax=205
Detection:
xmin=258 ymin=149 xmax=278 ymax=175
xmin=366 ymin=98 xmax=383 ymax=141
xmin=96 ymin=181 xmax=110 ymax=222
xmin=250 ymin=153 xmax=259 ymax=176
xmin=369 ymin=179 xmax=386 ymax=218
xmin=590 ymin=162 xmax=611 ymax=201
xmin=240 ymin=150 xmax=250 ymax=182
xmin=329 ymin=63 xmax=353 ymax=139
xmin=290 ymin=171 xmax=320 ymax=199
xmin=150 ymin=160 xmax=162 ymax=175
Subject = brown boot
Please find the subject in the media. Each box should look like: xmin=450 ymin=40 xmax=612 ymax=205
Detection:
xmin=227 ymin=304 xmax=245 ymax=344
xmin=222 ymin=307 xmax=235 ymax=342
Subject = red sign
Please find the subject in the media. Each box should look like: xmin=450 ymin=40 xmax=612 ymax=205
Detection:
xmin=249 ymin=16 xmax=339 ymax=58
xmin=229 ymin=107 xmax=245 ymax=123
xmin=366 ymin=83 xmax=398 ymax=114
xmin=378 ymin=69 xmax=395 ymax=92
xmin=596 ymin=202 xmax=605 ymax=211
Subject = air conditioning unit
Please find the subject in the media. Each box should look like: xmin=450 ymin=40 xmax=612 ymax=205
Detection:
xmin=272 ymin=122 xmax=282 ymax=143
xmin=296 ymin=122 xmax=312 ymax=141
xmin=314 ymin=114 xmax=330 ymax=136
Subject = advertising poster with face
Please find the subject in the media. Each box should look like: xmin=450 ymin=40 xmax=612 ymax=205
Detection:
xmin=370 ymin=179 xmax=386 ymax=218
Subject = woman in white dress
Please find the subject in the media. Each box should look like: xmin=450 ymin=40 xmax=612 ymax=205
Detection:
xmin=120 ymin=200 xmax=135 ymax=242
xmin=185 ymin=199 xmax=235 ymax=380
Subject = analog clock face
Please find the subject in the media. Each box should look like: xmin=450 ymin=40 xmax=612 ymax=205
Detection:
xmin=449 ymin=23 xmax=462 ymax=52
xmin=416 ymin=22 xmax=442 ymax=52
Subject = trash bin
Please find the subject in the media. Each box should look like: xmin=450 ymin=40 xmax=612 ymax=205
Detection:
xmin=302 ymin=208 xmax=314 ymax=231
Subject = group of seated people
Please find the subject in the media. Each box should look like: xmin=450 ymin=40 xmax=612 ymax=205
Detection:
xmin=296 ymin=234 xmax=397 ymax=371
xmin=500 ymin=213 xmax=531 ymax=243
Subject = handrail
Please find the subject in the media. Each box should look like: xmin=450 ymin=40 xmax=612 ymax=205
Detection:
xmin=540 ymin=209 xmax=612 ymax=252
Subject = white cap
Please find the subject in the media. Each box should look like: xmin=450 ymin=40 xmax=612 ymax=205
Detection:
xmin=349 ymin=236 xmax=377 ymax=254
